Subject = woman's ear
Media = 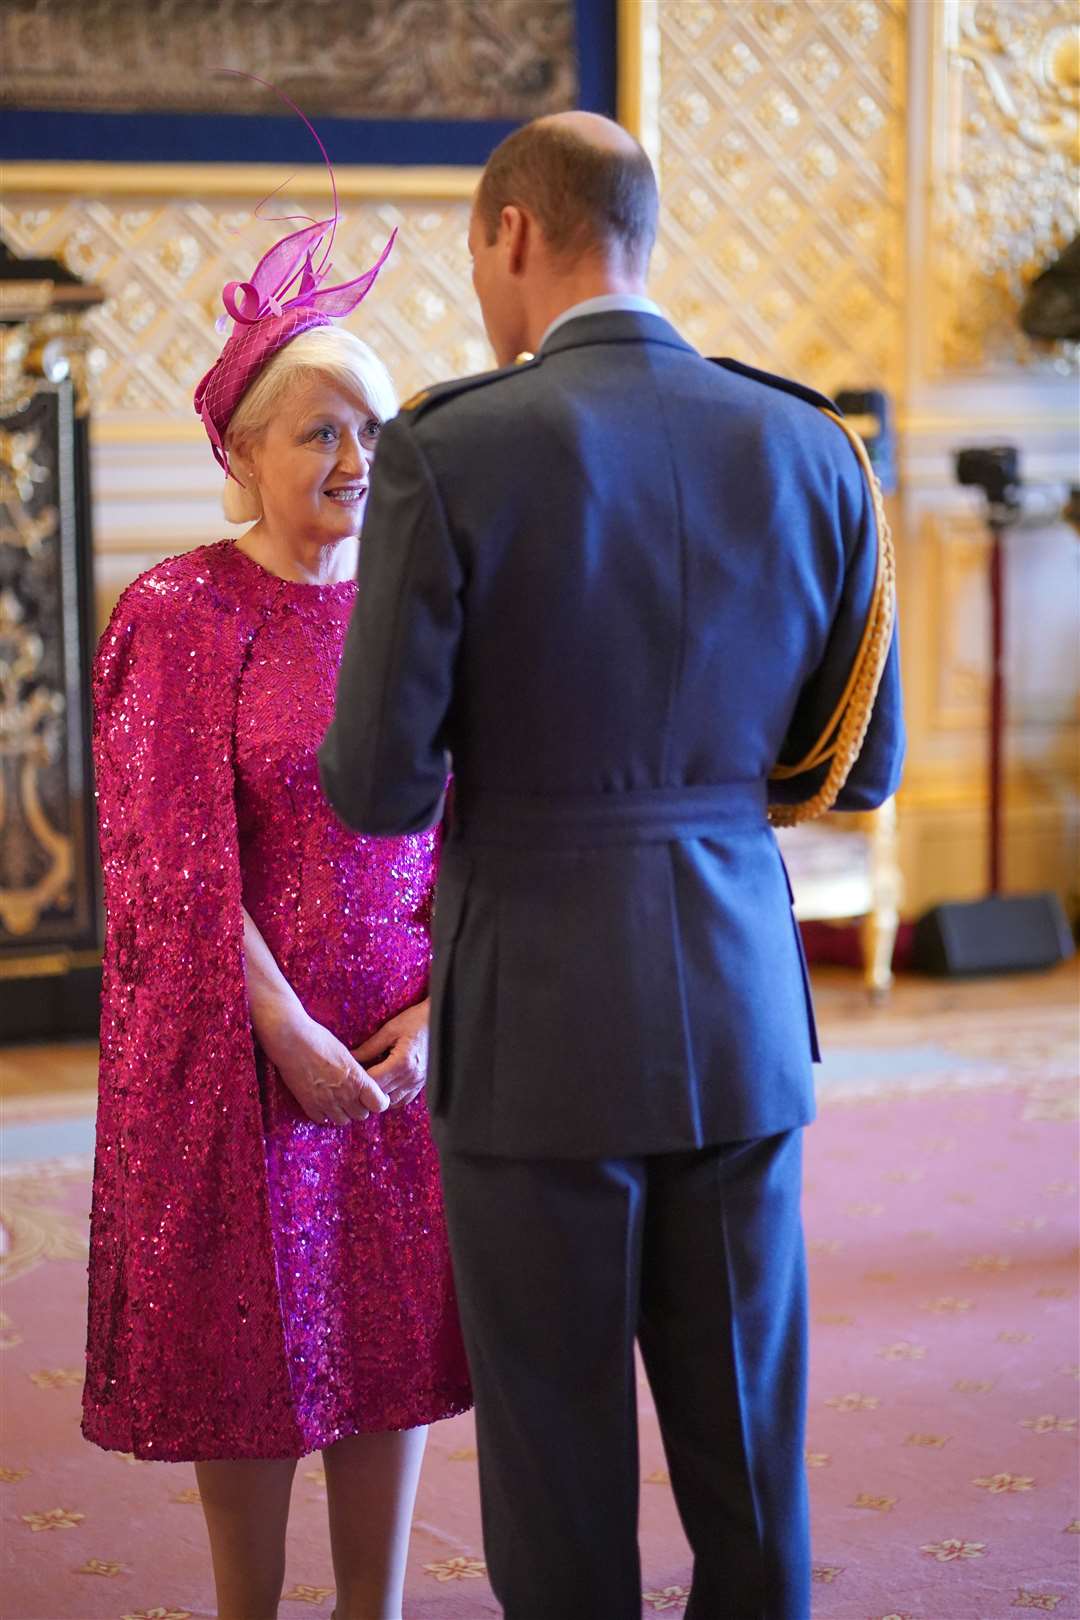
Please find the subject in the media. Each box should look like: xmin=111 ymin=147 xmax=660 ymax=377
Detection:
xmin=229 ymin=437 xmax=253 ymax=488
xmin=240 ymin=444 xmax=266 ymax=494
xmin=222 ymin=433 xmax=263 ymax=524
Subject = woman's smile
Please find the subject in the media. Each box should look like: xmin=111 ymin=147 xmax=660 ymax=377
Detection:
xmin=324 ymin=482 xmax=367 ymax=504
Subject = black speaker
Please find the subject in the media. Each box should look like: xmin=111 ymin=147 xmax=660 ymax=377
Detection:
xmin=913 ymin=893 xmax=1075 ymax=977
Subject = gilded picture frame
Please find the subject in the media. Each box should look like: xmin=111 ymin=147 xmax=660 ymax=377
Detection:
xmin=3 ymin=0 xmax=652 ymax=201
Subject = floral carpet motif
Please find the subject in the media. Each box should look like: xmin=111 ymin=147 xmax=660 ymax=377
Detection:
xmin=1 ymin=1040 xmax=1077 ymax=1616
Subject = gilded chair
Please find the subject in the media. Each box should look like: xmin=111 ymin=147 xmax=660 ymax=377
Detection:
xmin=776 ymin=797 xmax=901 ymax=999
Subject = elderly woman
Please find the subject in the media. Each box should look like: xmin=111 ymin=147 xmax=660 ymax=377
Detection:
xmin=83 ymin=229 xmax=471 ymax=1620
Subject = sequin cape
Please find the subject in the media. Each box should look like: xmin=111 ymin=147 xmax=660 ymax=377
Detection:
xmin=83 ymin=540 xmax=470 ymax=1460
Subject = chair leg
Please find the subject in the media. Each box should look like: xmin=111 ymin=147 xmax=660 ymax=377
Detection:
xmin=862 ymin=905 xmax=898 ymax=1001
xmin=862 ymin=796 xmax=902 ymax=1001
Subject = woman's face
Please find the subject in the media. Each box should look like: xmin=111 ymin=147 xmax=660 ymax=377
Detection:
xmin=244 ymin=374 xmax=382 ymax=546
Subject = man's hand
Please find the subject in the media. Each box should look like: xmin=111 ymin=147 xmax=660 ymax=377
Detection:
xmin=257 ymin=1006 xmax=390 ymax=1126
xmin=353 ymin=1000 xmax=430 ymax=1109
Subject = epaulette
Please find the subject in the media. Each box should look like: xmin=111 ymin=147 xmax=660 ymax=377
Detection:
xmin=708 ymin=356 xmax=837 ymax=415
xmin=398 ymin=354 xmax=541 ymax=422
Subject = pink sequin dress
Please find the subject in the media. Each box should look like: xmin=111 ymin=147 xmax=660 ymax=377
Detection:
xmin=83 ymin=539 xmax=471 ymax=1461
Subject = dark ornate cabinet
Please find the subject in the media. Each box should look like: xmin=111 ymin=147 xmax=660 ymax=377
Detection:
xmin=1 ymin=247 xmax=104 ymax=1038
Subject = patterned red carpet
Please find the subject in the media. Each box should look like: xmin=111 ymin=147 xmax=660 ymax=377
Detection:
xmin=2 ymin=990 xmax=1077 ymax=1619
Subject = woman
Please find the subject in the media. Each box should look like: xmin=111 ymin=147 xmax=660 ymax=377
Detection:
xmin=83 ymin=221 xmax=471 ymax=1620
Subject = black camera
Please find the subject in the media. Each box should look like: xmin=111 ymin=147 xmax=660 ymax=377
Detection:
xmin=954 ymin=445 xmax=1021 ymax=509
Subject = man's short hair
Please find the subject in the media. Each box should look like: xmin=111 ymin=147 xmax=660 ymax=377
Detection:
xmin=476 ymin=119 xmax=659 ymax=270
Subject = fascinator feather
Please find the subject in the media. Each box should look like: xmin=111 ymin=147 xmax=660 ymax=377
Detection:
xmin=193 ymin=74 xmax=396 ymax=481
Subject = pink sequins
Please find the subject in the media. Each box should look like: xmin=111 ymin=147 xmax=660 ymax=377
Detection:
xmin=84 ymin=539 xmax=470 ymax=1461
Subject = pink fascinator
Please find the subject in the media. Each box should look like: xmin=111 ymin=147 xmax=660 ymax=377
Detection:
xmin=193 ymin=75 xmax=396 ymax=482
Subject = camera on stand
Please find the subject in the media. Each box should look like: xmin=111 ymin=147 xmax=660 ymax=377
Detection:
xmin=954 ymin=445 xmax=1020 ymax=514
xmin=911 ymin=444 xmax=1074 ymax=976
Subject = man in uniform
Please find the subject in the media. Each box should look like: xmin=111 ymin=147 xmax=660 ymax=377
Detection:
xmin=320 ymin=111 xmax=904 ymax=1620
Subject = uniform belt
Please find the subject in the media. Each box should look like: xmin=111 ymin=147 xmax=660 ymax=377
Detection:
xmin=452 ymin=782 xmax=768 ymax=848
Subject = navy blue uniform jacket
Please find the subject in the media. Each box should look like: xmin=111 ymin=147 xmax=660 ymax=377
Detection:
xmin=319 ymin=312 xmax=905 ymax=1157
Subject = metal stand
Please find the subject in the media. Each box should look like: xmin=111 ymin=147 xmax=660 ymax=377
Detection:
xmin=912 ymin=499 xmax=1074 ymax=976
xmin=987 ymin=513 xmax=1006 ymax=894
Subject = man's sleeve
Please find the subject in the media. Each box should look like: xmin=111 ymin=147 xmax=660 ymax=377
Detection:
xmin=319 ymin=415 xmax=463 ymax=835
xmin=768 ymin=450 xmax=906 ymax=814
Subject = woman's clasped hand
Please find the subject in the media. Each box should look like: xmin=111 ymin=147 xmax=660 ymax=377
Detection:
xmin=256 ymin=999 xmax=431 ymax=1125
xmin=354 ymin=1000 xmax=431 ymax=1112
xmin=256 ymin=1006 xmax=390 ymax=1125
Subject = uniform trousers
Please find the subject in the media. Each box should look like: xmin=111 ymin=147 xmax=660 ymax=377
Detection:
xmin=437 ymin=1127 xmax=811 ymax=1620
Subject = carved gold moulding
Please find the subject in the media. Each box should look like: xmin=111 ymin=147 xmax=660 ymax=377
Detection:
xmin=0 ymin=279 xmax=105 ymax=321
xmin=3 ymin=161 xmax=481 ymax=200
xmin=0 ymin=945 xmax=101 ymax=979
xmin=2 ymin=313 xmax=99 ymax=420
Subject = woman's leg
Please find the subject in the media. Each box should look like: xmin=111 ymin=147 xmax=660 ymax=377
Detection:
xmin=323 ymin=1426 xmax=428 ymax=1620
xmin=194 ymin=1457 xmax=298 ymax=1620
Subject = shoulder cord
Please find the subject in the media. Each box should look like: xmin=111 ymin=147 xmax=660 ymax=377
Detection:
xmin=767 ymin=408 xmax=896 ymax=828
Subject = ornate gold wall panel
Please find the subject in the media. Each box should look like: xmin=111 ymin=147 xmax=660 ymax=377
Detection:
xmin=651 ymin=0 xmax=906 ymax=398
xmin=896 ymin=491 xmax=1080 ymax=912
xmin=896 ymin=794 xmax=1079 ymax=916
xmin=0 ymin=383 xmax=98 ymax=953
xmin=0 ymin=192 xmax=487 ymax=431
xmin=928 ymin=520 xmax=996 ymax=735
xmin=923 ymin=512 xmax=1080 ymax=739
xmin=930 ymin=0 xmax=1080 ymax=373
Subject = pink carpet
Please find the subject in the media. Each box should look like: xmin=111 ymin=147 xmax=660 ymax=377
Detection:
xmin=2 ymin=1065 xmax=1077 ymax=1617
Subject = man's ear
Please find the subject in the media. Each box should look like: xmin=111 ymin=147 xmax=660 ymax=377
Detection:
xmin=501 ymin=205 xmax=530 ymax=277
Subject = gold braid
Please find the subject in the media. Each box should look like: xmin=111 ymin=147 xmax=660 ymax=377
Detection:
xmin=767 ymin=408 xmax=896 ymax=828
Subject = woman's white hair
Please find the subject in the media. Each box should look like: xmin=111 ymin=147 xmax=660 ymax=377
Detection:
xmin=221 ymin=325 xmax=397 ymax=525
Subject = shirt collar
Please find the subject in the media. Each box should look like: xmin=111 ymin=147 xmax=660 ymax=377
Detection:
xmin=538 ymin=293 xmax=664 ymax=352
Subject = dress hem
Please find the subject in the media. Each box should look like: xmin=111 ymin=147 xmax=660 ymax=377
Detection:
xmin=82 ymin=1389 xmax=474 ymax=1464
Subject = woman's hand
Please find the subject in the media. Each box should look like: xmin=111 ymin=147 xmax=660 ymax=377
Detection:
xmin=242 ymin=905 xmax=388 ymax=1125
xmin=257 ymin=1006 xmax=390 ymax=1126
xmin=352 ymin=1000 xmax=430 ymax=1110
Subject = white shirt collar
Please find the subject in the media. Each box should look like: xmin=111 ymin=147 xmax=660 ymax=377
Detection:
xmin=539 ymin=293 xmax=664 ymax=351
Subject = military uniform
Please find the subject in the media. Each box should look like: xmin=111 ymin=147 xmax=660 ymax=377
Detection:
xmin=320 ymin=309 xmax=904 ymax=1619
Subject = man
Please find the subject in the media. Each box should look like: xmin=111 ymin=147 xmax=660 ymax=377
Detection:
xmin=320 ymin=112 xmax=903 ymax=1619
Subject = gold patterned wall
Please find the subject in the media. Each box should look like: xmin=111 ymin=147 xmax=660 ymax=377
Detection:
xmin=650 ymin=0 xmax=906 ymax=398
xmin=0 ymin=194 xmax=485 ymax=428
